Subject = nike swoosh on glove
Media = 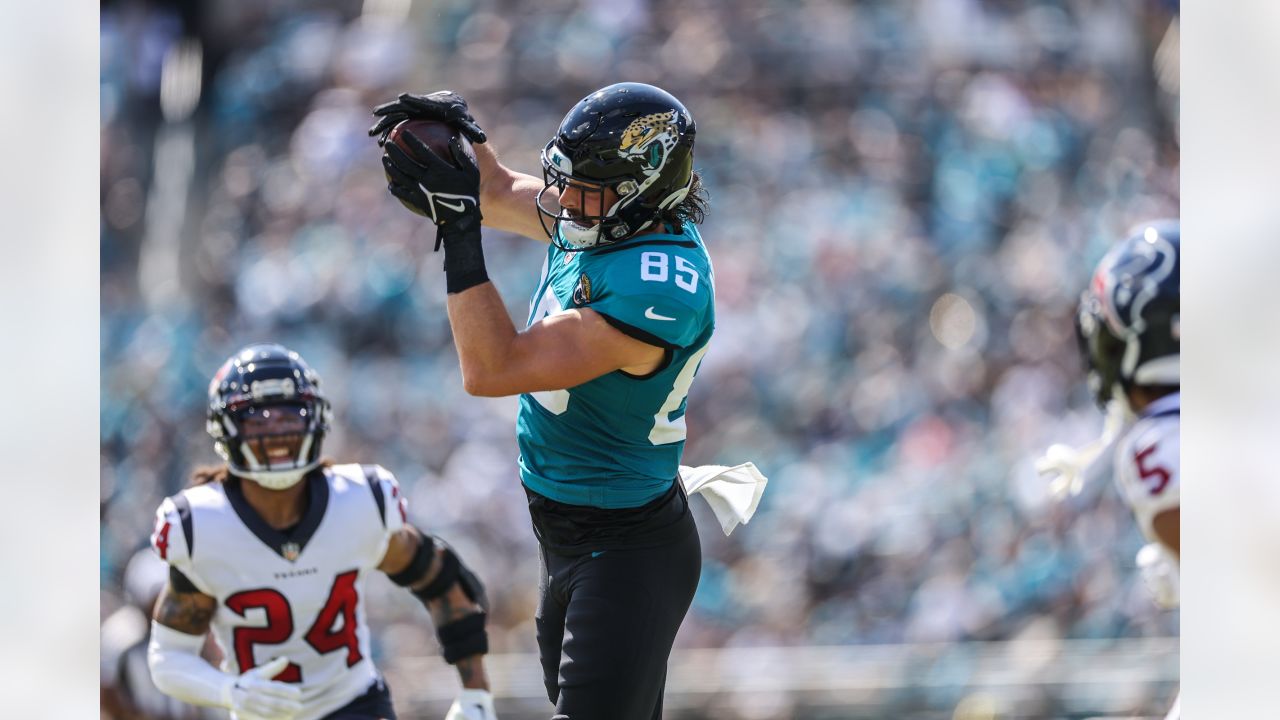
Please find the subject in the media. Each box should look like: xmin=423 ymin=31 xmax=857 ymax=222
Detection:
xmin=382 ymin=133 xmax=482 ymax=236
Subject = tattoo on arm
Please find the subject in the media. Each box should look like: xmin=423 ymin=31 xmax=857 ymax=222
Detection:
xmin=153 ymin=583 xmax=217 ymax=635
xmin=426 ymin=584 xmax=490 ymax=688
xmin=421 ymin=577 xmax=479 ymax=626
xmin=400 ymin=537 xmax=481 ymax=624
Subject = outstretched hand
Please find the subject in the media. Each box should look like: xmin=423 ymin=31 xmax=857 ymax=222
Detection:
xmin=370 ymin=91 xmax=487 ymax=146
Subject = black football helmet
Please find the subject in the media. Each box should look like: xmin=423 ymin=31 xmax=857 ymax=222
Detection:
xmin=1076 ymin=220 xmax=1180 ymax=408
xmin=537 ymin=82 xmax=696 ymax=250
xmin=206 ymin=343 xmax=331 ymax=489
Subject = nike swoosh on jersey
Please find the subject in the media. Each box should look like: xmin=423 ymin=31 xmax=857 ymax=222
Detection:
xmin=645 ymin=307 xmax=677 ymax=321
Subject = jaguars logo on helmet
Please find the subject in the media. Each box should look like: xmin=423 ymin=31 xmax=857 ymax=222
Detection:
xmin=206 ymin=343 xmax=332 ymax=489
xmin=619 ymin=110 xmax=680 ymax=168
xmin=537 ymin=82 xmax=696 ymax=251
xmin=1077 ymin=220 xmax=1180 ymax=409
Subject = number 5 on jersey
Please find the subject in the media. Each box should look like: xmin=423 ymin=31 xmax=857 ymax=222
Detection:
xmin=1134 ymin=444 xmax=1172 ymax=495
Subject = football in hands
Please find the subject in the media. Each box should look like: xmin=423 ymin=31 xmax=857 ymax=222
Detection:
xmin=388 ymin=119 xmax=476 ymax=169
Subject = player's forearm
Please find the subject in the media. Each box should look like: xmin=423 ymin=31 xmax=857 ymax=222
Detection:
xmin=148 ymin=622 xmax=235 ymax=708
xmin=453 ymin=655 xmax=490 ymax=690
xmin=425 ymin=584 xmax=490 ymax=690
xmin=475 ymin=141 xmax=549 ymax=241
xmin=446 ymin=282 xmax=521 ymax=396
xmin=386 ymin=529 xmax=492 ymax=687
xmin=424 ymin=579 xmax=482 ymax=624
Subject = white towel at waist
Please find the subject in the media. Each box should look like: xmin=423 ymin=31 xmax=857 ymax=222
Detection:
xmin=678 ymin=462 xmax=768 ymax=536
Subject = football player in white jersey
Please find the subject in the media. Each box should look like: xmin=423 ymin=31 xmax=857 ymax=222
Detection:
xmin=146 ymin=344 xmax=498 ymax=720
xmin=1041 ymin=220 xmax=1180 ymax=717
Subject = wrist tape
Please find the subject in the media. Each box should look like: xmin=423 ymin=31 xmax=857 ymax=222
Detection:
xmin=440 ymin=220 xmax=488 ymax=294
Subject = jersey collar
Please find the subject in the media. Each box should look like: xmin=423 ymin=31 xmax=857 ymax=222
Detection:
xmin=577 ymin=222 xmax=697 ymax=256
xmin=224 ymin=469 xmax=330 ymax=562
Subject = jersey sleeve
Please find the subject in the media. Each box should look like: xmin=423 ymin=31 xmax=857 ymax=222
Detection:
xmin=367 ymin=464 xmax=409 ymax=532
xmin=362 ymin=464 xmax=408 ymax=566
xmin=150 ymin=495 xmax=213 ymax=595
xmin=1113 ymin=418 xmax=1180 ymax=543
xmin=591 ymin=247 xmax=711 ymax=348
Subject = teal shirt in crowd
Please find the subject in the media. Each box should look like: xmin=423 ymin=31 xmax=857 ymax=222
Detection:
xmin=516 ymin=222 xmax=715 ymax=509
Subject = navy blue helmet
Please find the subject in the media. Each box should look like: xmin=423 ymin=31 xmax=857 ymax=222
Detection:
xmin=206 ymin=343 xmax=331 ymax=489
xmin=1077 ymin=220 xmax=1180 ymax=408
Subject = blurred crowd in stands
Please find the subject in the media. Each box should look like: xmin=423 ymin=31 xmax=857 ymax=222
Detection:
xmin=101 ymin=0 xmax=1179 ymax=716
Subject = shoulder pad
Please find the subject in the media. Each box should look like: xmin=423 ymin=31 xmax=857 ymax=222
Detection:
xmin=357 ymin=464 xmax=408 ymax=532
xmin=1114 ymin=416 xmax=1180 ymax=539
xmin=151 ymin=494 xmax=195 ymax=569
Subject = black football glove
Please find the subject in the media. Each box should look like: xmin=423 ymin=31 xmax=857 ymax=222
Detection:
xmin=382 ymin=132 xmax=482 ymax=231
xmin=382 ymin=134 xmax=488 ymax=294
xmin=369 ymin=91 xmax=487 ymax=146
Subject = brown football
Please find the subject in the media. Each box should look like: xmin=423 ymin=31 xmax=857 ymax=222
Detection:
xmin=388 ymin=118 xmax=476 ymax=169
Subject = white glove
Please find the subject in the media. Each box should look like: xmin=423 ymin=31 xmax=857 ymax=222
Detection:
xmin=445 ymin=688 xmax=497 ymax=720
xmin=1136 ymin=542 xmax=1180 ymax=609
xmin=1036 ymin=442 xmax=1097 ymax=500
xmin=226 ymin=657 xmax=304 ymax=720
xmin=1037 ymin=400 xmax=1131 ymax=500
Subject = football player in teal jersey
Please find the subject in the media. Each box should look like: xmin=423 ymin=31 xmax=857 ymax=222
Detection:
xmin=372 ymin=83 xmax=711 ymax=720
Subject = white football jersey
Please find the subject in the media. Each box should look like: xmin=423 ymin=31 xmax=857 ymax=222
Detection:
xmin=150 ymin=463 xmax=408 ymax=720
xmin=1113 ymin=392 xmax=1180 ymax=549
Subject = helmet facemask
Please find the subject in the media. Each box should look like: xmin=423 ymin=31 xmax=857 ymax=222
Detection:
xmin=536 ymin=86 xmax=696 ymax=251
xmin=207 ymin=347 xmax=331 ymax=490
xmin=537 ymin=145 xmax=636 ymax=251
xmin=539 ymin=140 xmax=683 ymax=251
xmin=1076 ymin=294 xmax=1128 ymax=411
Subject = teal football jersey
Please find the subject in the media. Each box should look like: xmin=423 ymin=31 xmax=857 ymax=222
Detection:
xmin=517 ymin=222 xmax=715 ymax=508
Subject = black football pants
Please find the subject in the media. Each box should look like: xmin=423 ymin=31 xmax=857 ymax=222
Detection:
xmin=535 ymin=520 xmax=701 ymax=720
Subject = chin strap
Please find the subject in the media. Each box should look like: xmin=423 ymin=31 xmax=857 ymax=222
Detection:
xmin=1037 ymin=398 xmax=1133 ymax=500
xmin=230 ymin=456 xmax=322 ymax=490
